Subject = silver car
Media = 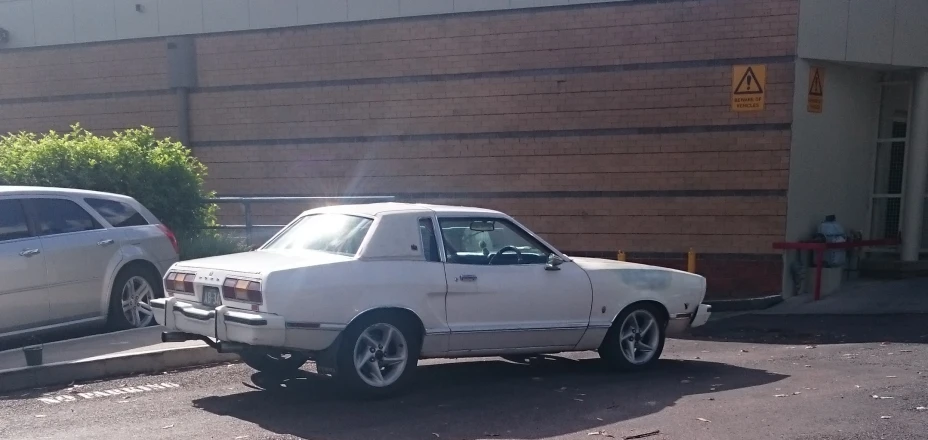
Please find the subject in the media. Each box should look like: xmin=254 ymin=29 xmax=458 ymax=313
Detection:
xmin=0 ymin=186 xmax=179 ymax=340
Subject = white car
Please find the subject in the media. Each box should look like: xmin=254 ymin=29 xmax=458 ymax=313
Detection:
xmin=154 ymin=203 xmax=710 ymax=395
xmin=0 ymin=186 xmax=180 ymax=340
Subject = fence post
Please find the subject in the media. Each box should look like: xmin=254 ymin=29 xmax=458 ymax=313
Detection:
xmin=243 ymin=201 xmax=253 ymax=248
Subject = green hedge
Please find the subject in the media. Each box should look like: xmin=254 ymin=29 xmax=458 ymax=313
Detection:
xmin=0 ymin=125 xmax=216 ymax=235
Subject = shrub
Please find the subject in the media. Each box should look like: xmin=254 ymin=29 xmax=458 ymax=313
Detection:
xmin=178 ymin=232 xmax=250 ymax=261
xmin=0 ymin=125 xmax=216 ymax=234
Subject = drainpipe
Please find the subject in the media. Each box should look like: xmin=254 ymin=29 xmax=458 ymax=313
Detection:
xmin=175 ymin=87 xmax=191 ymax=147
xmin=166 ymin=36 xmax=197 ymax=147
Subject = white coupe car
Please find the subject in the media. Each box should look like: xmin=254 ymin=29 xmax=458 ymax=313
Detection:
xmin=154 ymin=203 xmax=710 ymax=395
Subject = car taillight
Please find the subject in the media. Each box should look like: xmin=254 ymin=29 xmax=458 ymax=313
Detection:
xmin=156 ymin=224 xmax=180 ymax=255
xmin=165 ymin=272 xmax=196 ymax=294
xmin=222 ymin=278 xmax=263 ymax=304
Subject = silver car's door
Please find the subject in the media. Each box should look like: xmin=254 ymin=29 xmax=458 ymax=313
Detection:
xmin=0 ymin=198 xmax=51 ymax=335
xmin=27 ymin=197 xmax=122 ymax=324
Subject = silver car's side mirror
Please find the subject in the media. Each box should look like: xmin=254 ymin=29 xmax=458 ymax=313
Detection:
xmin=545 ymin=254 xmax=564 ymax=271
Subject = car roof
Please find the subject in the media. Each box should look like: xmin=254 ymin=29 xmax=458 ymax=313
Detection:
xmin=0 ymin=185 xmax=136 ymax=201
xmin=308 ymin=202 xmax=505 ymax=217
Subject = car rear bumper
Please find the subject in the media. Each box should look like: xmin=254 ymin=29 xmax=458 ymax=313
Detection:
xmin=665 ymin=303 xmax=712 ymax=336
xmin=151 ymin=297 xmax=340 ymax=351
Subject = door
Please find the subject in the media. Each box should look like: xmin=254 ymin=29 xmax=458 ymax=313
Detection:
xmin=0 ymin=198 xmax=51 ymax=334
xmin=27 ymin=198 xmax=123 ymax=323
xmin=439 ymin=217 xmax=593 ymax=352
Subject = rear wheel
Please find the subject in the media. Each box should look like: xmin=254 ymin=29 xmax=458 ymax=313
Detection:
xmin=240 ymin=350 xmax=308 ymax=377
xmin=108 ymin=266 xmax=162 ymax=330
xmin=599 ymin=305 xmax=666 ymax=371
xmin=337 ymin=312 xmax=421 ymax=397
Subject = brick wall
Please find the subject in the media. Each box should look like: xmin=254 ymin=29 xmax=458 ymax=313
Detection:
xmin=0 ymin=0 xmax=800 ymax=298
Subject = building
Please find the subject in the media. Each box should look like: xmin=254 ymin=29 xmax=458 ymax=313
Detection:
xmin=0 ymin=0 xmax=925 ymax=300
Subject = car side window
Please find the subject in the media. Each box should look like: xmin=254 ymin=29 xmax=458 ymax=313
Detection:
xmin=30 ymin=198 xmax=102 ymax=236
xmin=418 ymin=218 xmax=441 ymax=263
xmin=438 ymin=218 xmax=551 ymax=266
xmin=0 ymin=200 xmax=32 ymax=242
xmin=85 ymin=198 xmax=148 ymax=228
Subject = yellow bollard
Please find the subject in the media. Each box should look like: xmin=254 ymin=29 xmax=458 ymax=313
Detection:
xmin=617 ymin=250 xmax=626 ymax=262
xmin=687 ymin=248 xmax=696 ymax=273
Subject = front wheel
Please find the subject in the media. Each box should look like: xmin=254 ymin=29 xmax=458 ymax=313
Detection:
xmin=598 ymin=305 xmax=666 ymax=371
xmin=240 ymin=350 xmax=308 ymax=377
xmin=337 ymin=313 xmax=420 ymax=397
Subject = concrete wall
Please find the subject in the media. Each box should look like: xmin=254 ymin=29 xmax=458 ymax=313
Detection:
xmin=798 ymin=0 xmax=928 ymax=67
xmin=0 ymin=0 xmax=631 ymax=49
xmin=784 ymin=59 xmax=881 ymax=294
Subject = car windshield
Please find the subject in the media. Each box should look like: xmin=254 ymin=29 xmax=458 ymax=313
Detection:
xmin=262 ymin=214 xmax=374 ymax=256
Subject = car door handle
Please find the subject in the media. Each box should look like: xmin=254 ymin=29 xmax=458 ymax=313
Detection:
xmin=19 ymin=249 xmax=41 ymax=257
xmin=97 ymin=239 xmax=115 ymax=246
xmin=458 ymin=275 xmax=478 ymax=282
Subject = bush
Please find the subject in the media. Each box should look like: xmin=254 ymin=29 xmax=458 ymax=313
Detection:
xmin=178 ymin=232 xmax=250 ymax=261
xmin=0 ymin=125 xmax=216 ymax=234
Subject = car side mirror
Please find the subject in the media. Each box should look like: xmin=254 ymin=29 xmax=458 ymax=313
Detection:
xmin=545 ymin=254 xmax=564 ymax=271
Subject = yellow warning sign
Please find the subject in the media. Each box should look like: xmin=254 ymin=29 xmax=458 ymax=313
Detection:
xmin=731 ymin=65 xmax=766 ymax=112
xmin=807 ymin=67 xmax=824 ymax=113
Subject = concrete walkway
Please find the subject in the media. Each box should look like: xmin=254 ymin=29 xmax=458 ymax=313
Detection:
xmin=1 ymin=328 xmax=191 ymax=371
xmin=0 ymin=327 xmax=237 ymax=394
xmin=757 ymin=277 xmax=928 ymax=315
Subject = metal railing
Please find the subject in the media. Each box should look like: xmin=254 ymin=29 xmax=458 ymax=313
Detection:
xmin=204 ymin=196 xmax=396 ymax=246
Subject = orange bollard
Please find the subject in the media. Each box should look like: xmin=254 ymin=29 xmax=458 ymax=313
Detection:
xmin=687 ymin=248 xmax=696 ymax=273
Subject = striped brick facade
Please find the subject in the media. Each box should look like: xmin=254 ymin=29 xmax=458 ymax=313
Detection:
xmin=0 ymin=0 xmax=800 ymax=299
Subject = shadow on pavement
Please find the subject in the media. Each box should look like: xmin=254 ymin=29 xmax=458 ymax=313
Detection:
xmin=193 ymin=356 xmax=786 ymax=440
xmin=687 ymin=314 xmax=928 ymax=345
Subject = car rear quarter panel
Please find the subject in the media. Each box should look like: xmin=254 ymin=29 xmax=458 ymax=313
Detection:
xmin=264 ymin=259 xmax=449 ymax=341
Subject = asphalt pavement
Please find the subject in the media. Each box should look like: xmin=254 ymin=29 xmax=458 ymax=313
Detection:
xmin=1 ymin=314 xmax=926 ymax=440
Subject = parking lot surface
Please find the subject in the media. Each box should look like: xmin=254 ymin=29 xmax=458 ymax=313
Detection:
xmin=1 ymin=315 xmax=926 ymax=440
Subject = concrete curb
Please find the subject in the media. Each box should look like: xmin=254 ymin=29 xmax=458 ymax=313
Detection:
xmin=0 ymin=345 xmax=238 ymax=394
xmin=704 ymin=295 xmax=784 ymax=312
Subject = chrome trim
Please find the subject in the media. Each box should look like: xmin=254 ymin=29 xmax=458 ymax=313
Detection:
xmin=671 ymin=313 xmax=693 ymax=320
xmin=424 ymin=329 xmax=452 ymax=336
xmin=286 ymin=322 xmax=345 ymax=331
xmin=452 ymin=326 xmax=588 ymax=334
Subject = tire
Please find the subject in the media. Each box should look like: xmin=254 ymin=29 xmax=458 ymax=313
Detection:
xmin=240 ymin=350 xmax=308 ymax=377
xmin=598 ymin=304 xmax=666 ymax=371
xmin=107 ymin=265 xmax=163 ymax=331
xmin=336 ymin=311 xmax=421 ymax=397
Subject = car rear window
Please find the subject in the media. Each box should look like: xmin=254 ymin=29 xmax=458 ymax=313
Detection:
xmin=263 ymin=214 xmax=373 ymax=256
xmin=85 ymin=198 xmax=148 ymax=228
xmin=0 ymin=200 xmax=31 ymax=242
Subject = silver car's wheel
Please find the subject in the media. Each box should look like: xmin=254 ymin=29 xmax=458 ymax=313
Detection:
xmin=352 ymin=323 xmax=409 ymax=388
xmin=618 ymin=309 xmax=661 ymax=365
xmin=121 ymin=276 xmax=155 ymax=328
xmin=108 ymin=266 xmax=164 ymax=331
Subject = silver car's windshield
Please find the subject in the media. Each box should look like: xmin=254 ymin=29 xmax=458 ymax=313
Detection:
xmin=262 ymin=214 xmax=373 ymax=256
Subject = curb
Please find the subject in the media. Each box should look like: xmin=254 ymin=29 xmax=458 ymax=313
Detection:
xmin=704 ymin=295 xmax=784 ymax=312
xmin=0 ymin=345 xmax=238 ymax=394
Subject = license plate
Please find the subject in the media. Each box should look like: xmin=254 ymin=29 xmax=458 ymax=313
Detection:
xmin=202 ymin=286 xmax=221 ymax=307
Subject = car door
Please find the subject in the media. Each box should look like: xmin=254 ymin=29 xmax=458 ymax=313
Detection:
xmin=27 ymin=197 xmax=123 ymax=324
xmin=440 ymin=217 xmax=593 ymax=353
xmin=0 ymin=198 xmax=51 ymax=335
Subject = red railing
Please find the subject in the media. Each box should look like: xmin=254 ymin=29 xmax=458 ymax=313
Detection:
xmin=772 ymin=238 xmax=901 ymax=301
